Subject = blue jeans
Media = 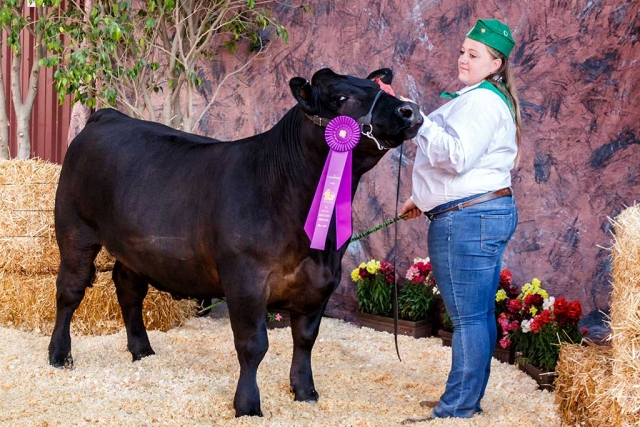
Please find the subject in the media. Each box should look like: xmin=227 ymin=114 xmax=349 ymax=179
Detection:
xmin=427 ymin=191 xmax=518 ymax=419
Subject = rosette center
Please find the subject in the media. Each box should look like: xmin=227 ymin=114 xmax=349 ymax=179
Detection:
xmin=325 ymin=116 xmax=360 ymax=152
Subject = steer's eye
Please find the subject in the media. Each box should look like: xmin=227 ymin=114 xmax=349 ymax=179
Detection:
xmin=332 ymin=96 xmax=348 ymax=107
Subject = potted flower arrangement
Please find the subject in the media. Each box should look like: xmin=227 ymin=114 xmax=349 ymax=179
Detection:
xmin=353 ymin=259 xmax=395 ymax=317
xmin=352 ymin=258 xmax=438 ymax=338
xmin=496 ymin=277 xmax=588 ymax=390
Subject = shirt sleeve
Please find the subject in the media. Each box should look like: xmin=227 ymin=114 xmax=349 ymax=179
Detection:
xmin=413 ymin=93 xmax=501 ymax=175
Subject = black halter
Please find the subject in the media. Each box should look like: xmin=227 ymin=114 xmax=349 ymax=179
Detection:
xmin=304 ymin=90 xmax=387 ymax=151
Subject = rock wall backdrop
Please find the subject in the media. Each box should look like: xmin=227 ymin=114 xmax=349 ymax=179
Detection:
xmin=75 ymin=0 xmax=640 ymax=323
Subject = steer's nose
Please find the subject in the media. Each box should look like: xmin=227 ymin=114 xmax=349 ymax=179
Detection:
xmin=397 ymin=102 xmax=420 ymax=123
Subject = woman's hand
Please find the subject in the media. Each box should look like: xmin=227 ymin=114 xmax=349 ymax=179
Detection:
xmin=400 ymin=198 xmax=422 ymax=220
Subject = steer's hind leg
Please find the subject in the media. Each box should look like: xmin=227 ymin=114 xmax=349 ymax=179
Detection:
xmin=112 ymin=261 xmax=155 ymax=361
xmin=49 ymin=242 xmax=100 ymax=368
xmin=289 ymin=304 xmax=326 ymax=402
xmin=226 ymin=295 xmax=269 ymax=417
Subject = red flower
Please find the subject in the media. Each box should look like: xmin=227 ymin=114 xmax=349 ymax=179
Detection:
xmin=507 ymin=298 xmax=522 ymax=313
xmin=500 ymin=269 xmax=513 ymax=285
xmin=524 ymin=293 xmax=543 ymax=309
xmin=580 ymin=327 xmax=590 ymax=336
xmin=566 ymin=301 xmax=582 ymax=322
xmin=538 ymin=309 xmax=552 ymax=325
xmin=530 ymin=316 xmax=543 ymax=333
xmin=554 ymin=297 xmax=568 ymax=316
xmin=379 ymin=262 xmax=396 ymax=283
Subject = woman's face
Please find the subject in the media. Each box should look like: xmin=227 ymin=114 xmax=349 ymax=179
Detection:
xmin=457 ymin=38 xmax=502 ymax=86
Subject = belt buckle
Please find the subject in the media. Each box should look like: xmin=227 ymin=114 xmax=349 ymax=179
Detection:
xmin=425 ymin=212 xmax=435 ymax=221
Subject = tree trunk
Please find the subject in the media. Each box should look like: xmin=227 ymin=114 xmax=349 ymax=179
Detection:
xmin=15 ymin=115 xmax=31 ymax=159
xmin=66 ymin=0 xmax=94 ymax=147
xmin=10 ymin=7 xmax=44 ymax=160
xmin=0 ymin=41 xmax=8 ymax=159
xmin=67 ymin=103 xmax=91 ymax=146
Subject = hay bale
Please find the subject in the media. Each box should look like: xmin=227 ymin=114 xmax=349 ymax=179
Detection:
xmin=555 ymin=342 xmax=624 ymax=426
xmin=556 ymin=204 xmax=640 ymax=425
xmin=0 ymin=159 xmax=115 ymax=274
xmin=609 ymin=204 xmax=640 ymax=421
xmin=0 ymin=271 xmax=197 ymax=336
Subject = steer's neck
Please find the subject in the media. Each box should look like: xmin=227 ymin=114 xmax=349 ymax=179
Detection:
xmin=264 ymin=106 xmax=386 ymax=191
xmin=252 ymin=106 xmax=387 ymax=232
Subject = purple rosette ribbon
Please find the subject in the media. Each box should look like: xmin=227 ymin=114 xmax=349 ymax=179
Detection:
xmin=305 ymin=116 xmax=360 ymax=250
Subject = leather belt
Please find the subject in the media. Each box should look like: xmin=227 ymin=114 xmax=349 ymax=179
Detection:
xmin=424 ymin=187 xmax=513 ymax=221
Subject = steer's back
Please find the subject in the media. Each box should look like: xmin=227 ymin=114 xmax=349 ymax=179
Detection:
xmin=56 ymin=109 xmax=237 ymax=298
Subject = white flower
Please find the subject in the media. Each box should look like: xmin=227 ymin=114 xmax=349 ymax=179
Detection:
xmin=432 ymin=285 xmax=440 ymax=295
xmin=521 ymin=319 xmax=533 ymax=333
xmin=413 ymin=257 xmax=430 ymax=264
xmin=543 ymin=296 xmax=555 ymax=311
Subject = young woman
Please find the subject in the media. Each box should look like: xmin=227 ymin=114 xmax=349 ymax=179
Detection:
xmin=400 ymin=19 xmax=521 ymax=422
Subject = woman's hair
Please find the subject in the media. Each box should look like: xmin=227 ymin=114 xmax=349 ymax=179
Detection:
xmin=486 ymin=46 xmax=522 ymax=167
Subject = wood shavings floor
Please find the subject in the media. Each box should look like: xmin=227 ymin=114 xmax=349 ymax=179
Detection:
xmin=0 ymin=317 xmax=560 ymax=426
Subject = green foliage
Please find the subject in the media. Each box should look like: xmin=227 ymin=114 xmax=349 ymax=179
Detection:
xmin=397 ymin=282 xmax=435 ymax=321
xmin=514 ymin=322 xmax=583 ymax=372
xmin=44 ymin=0 xmax=290 ymax=125
xmin=0 ymin=1 xmax=64 ymax=56
xmin=42 ymin=1 xmax=138 ymax=107
xmin=356 ymin=274 xmax=393 ymax=317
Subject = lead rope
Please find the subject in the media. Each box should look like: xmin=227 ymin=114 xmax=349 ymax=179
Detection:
xmin=393 ymin=142 xmax=404 ymax=362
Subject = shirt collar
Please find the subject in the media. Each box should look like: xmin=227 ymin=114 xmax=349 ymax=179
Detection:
xmin=455 ymin=81 xmax=484 ymax=97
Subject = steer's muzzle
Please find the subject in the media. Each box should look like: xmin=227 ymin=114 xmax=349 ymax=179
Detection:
xmin=398 ymin=102 xmax=423 ymax=139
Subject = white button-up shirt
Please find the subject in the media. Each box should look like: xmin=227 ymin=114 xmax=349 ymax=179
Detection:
xmin=411 ymin=81 xmax=518 ymax=212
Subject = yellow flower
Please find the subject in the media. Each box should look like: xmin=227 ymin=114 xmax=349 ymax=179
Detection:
xmin=351 ymin=268 xmax=360 ymax=282
xmin=496 ymin=289 xmax=507 ymax=302
xmin=365 ymin=259 xmax=380 ymax=274
xmin=530 ymin=306 xmax=538 ymax=316
xmin=532 ymin=278 xmax=541 ymax=288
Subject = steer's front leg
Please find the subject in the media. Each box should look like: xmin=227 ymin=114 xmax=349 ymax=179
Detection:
xmin=227 ymin=297 xmax=269 ymax=417
xmin=289 ymin=306 xmax=326 ymax=402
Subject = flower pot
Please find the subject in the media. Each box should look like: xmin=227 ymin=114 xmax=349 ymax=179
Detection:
xmin=438 ymin=329 xmax=453 ymax=347
xmin=266 ymin=311 xmax=291 ymax=329
xmin=518 ymin=362 xmax=556 ymax=391
xmin=359 ymin=312 xmax=435 ymax=338
xmin=492 ymin=345 xmax=516 ymax=364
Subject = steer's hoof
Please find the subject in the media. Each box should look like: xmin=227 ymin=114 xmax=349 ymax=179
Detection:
xmin=235 ymin=407 xmax=263 ymax=417
xmin=49 ymin=352 xmax=74 ymax=369
xmin=292 ymin=386 xmax=319 ymax=402
xmin=131 ymin=348 xmax=155 ymax=362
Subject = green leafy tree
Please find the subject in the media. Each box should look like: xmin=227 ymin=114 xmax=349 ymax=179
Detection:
xmin=51 ymin=0 xmax=289 ymax=133
xmin=0 ymin=0 xmax=66 ymax=159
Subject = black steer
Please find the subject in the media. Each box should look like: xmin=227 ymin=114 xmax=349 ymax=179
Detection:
xmin=49 ymin=67 xmax=422 ymax=417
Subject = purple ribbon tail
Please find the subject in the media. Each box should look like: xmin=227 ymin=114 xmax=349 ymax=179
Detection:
xmin=304 ymin=151 xmax=349 ymax=250
xmin=304 ymin=158 xmax=329 ymax=245
xmin=334 ymin=151 xmax=352 ymax=248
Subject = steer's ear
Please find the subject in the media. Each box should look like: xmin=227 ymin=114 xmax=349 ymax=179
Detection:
xmin=290 ymin=77 xmax=314 ymax=113
xmin=366 ymin=68 xmax=393 ymax=84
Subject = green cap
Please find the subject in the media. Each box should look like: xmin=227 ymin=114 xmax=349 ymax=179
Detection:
xmin=466 ymin=19 xmax=515 ymax=57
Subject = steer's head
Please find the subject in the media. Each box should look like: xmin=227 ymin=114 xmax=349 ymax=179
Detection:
xmin=290 ymin=68 xmax=423 ymax=151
